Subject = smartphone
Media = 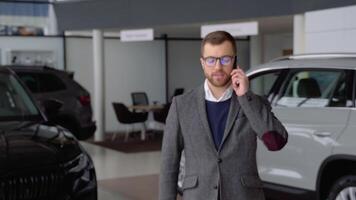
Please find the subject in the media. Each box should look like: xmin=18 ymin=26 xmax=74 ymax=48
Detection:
xmin=233 ymin=56 xmax=238 ymax=69
xmin=233 ymin=56 xmax=240 ymax=87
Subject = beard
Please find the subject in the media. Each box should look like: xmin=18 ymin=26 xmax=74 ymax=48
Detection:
xmin=205 ymin=70 xmax=232 ymax=88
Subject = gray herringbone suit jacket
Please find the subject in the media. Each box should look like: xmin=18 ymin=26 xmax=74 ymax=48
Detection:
xmin=159 ymin=85 xmax=288 ymax=200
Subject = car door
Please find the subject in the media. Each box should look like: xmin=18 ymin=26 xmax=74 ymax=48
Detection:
xmin=250 ymin=68 xmax=353 ymax=191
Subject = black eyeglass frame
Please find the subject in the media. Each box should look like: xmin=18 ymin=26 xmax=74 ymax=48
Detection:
xmin=201 ymin=55 xmax=237 ymax=67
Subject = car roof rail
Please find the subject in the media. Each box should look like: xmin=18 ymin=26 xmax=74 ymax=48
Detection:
xmin=270 ymin=53 xmax=356 ymax=62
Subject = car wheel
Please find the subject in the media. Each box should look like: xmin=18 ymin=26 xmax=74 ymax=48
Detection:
xmin=327 ymin=175 xmax=356 ymax=200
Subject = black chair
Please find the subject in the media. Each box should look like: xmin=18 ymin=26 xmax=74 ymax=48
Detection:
xmin=153 ymin=103 xmax=171 ymax=123
xmin=153 ymin=88 xmax=184 ymax=124
xmin=131 ymin=92 xmax=149 ymax=106
xmin=112 ymin=102 xmax=148 ymax=141
xmin=173 ymin=88 xmax=184 ymax=97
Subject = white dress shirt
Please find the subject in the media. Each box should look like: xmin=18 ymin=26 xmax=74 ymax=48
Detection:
xmin=204 ymin=79 xmax=233 ymax=102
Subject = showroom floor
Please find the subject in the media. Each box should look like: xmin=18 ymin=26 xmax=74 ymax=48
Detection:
xmin=80 ymin=142 xmax=162 ymax=200
xmin=81 ymin=141 xmax=276 ymax=200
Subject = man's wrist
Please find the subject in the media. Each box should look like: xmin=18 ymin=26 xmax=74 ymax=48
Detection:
xmin=238 ymin=90 xmax=253 ymax=99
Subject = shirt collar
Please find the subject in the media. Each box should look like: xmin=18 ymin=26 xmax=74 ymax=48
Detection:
xmin=204 ymin=79 xmax=233 ymax=102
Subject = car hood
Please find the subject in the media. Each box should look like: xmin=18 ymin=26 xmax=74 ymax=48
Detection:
xmin=0 ymin=122 xmax=82 ymax=171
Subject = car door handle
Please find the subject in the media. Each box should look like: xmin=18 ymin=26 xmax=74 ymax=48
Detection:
xmin=313 ymin=131 xmax=332 ymax=137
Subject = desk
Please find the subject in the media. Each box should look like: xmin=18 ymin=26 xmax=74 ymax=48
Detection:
xmin=128 ymin=104 xmax=164 ymax=140
xmin=128 ymin=104 xmax=164 ymax=112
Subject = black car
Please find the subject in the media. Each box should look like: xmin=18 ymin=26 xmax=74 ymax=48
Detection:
xmin=7 ymin=65 xmax=96 ymax=140
xmin=0 ymin=67 xmax=97 ymax=199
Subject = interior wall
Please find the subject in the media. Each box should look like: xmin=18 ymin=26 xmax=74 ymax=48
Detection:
xmin=305 ymin=5 xmax=356 ymax=53
xmin=65 ymin=38 xmax=93 ymax=93
xmin=65 ymin=37 xmax=165 ymax=132
xmin=0 ymin=36 xmax=64 ymax=69
xmin=66 ymin=37 xmax=251 ymax=133
xmin=250 ymin=35 xmax=262 ymax=69
xmin=167 ymin=40 xmax=203 ymax=98
xmin=167 ymin=39 xmax=250 ymax=98
xmin=262 ymin=32 xmax=293 ymax=63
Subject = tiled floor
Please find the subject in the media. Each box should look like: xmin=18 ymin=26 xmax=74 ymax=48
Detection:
xmin=80 ymin=141 xmax=275 ymax=200
xmin=80 ymin=141 xmax=162 ymax=200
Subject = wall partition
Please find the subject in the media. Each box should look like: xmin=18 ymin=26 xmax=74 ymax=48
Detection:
xmin=65 ymin=36 xmax=250 ymax=133
xmin=167 ymin=39 xmax=250 ymax=99
xmin=65 ymin=37 xmax=165 ymax=132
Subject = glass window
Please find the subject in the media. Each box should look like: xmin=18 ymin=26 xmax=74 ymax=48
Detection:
xmin=38 ymin=73 xmax=66 ymax=93
xmin=0 ymin=73 xmax=39 ymax=119
xmin=250 ymin=70 xmax=282 ymax=97
xmin=275 ymin=70 xmax=350 ymax=108
xmin=17 ymin=73 xmax=40 ymax=93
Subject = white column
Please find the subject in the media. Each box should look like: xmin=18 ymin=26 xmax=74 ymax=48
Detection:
xmin=93 ymin=29 xmax=105 ymax=141
xmin=46 ymin=4 xmax=58 ymax=35
xmin=293 ymin=14 xmax=305 ymax=54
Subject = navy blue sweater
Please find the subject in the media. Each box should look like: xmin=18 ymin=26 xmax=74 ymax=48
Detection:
xmin=206 ymin=99 xmax=231 ymax=150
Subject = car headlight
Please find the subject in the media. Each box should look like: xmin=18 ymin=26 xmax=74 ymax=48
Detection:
xmin=66 ymin=153 xmax=90 ymax=174
xmin=64 ymin=153 xmax=96 ymax=195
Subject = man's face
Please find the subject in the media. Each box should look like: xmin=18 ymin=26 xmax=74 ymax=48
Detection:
xmin=200 ymin=41 xmax=235 ymax=88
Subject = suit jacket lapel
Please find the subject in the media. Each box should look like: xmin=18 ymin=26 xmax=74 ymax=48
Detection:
xmin=219 ymin=93 xmax=241 ymax=151
xmin=196 ymin=85 xmax=218 ymax=154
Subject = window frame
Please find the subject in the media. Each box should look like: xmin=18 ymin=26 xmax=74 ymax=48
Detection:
xmin=248 ymin=68 xmax=289 ymax=103
xmin=273 ymin=68 xmax=353 ymax=108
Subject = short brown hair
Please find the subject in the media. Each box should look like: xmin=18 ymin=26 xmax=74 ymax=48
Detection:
xmin=201 ymin=31 xmax=237 ymax=56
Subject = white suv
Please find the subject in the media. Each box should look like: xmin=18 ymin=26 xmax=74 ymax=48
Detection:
xmin=248 ymin=53 xmax=356 ymax=200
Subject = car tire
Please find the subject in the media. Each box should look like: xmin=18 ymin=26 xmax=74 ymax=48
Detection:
xmin=327 ymin=175 xmax=356 ymax=200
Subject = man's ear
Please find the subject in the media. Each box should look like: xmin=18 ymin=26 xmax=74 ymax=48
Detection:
xmin=200 ymin=58 xmax=205 ymax=69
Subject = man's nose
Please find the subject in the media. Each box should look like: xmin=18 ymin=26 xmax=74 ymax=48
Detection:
xmin=214 ymin=59 xmax=223 ymax=69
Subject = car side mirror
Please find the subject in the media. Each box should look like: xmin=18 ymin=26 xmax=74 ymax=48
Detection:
xmin=41 ymin=99 xmax=63 ymax=120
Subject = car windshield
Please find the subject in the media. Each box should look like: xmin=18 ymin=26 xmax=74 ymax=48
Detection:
xmin=0 ymin=71 xmax=40 ymax=121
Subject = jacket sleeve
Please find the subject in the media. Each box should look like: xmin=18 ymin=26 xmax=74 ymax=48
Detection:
xmin=238 ymin=90 xmax=288 ymax=151
xmin=159 ymin=97 xmax=184 ymax=200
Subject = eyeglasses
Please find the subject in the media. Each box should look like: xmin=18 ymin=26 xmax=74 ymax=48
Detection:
xmin=202 ymin=56 xmax=235 ymax=67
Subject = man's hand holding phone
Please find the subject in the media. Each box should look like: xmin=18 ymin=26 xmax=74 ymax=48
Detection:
xmin=231 ymin=66 xmax=249 ymax=97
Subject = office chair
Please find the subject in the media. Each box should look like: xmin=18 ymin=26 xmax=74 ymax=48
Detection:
xmin=112 ymin=102 xmax=148 ymax=141
xmin=153 ymin=103 xmax=171 ymax=124
xmin=173 ymin=88 xmax=184 ymax=97
xmin=131 ymin=92 xmax=149 ymax=106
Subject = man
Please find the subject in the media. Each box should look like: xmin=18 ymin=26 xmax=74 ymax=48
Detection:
xmin=159 ymin=31 xmax=288 ymax=200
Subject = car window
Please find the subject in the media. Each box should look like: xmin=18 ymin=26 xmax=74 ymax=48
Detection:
xmin=17 ymin=73 xmax=40 ymax=93
xmin=249 ymin=70 xmax=282 ymax=98
xmin=38 ymin=73 xmax=66 ymax=93
xmin=275 ymin=69 xmax=351 ymax=108
xmin=0 ymin=73 xmax=39 ymax=119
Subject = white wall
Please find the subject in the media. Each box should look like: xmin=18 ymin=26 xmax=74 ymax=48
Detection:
xmin=305 ymin=5 xmax=356 ymax=53
xmin=66 ymin=37 xmax=251 ymax=133
xmin=65 ymin=38 xmax=93 ymax=94
xmin=168 ymin=40 xmax=203 ymax=98
xmin=250 ymin=35 xmax=262 ymax=69
xmin=236 ymin=40 xmax=250 ymax=71
xmin=168 ymin=40 xmax=250 ymax=98
xmin=65 ymin=37 xmax=165 ymax=132
xmin=0 ymin=36 xmax=64 ymax=69
xmin=262 ymin=33 xmax=293 ymax=63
